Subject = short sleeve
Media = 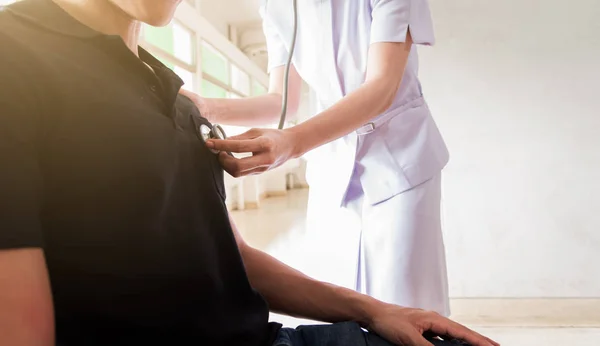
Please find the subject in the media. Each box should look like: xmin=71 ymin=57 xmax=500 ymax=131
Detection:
xmin=0 ymin=31 xmax=44 ymax=250
xmin=370 ymin=0 xmax=436 ymax=46
xmin=260 ymin=4 xmax=289 ymax=73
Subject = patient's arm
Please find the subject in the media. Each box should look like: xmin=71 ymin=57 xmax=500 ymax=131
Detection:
xmin=229 ymin=216 xmax=376 ymax=325
xmin=229 ymin=216 xmax=498 ymax=346
xmin=0 ymin=32 xmax=55 ymax=346
xmin=0 ymin=248 xmax=55 ymax=346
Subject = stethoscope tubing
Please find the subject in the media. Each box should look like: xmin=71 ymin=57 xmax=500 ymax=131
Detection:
xmin=201 ymin=0 xmax=299 ymax=155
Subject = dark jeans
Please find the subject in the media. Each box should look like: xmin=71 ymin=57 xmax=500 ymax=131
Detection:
xmin=273 ymin=322 xmax=466 ymax=346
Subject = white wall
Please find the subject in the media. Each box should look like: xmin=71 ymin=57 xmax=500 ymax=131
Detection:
xmin=420 ymin=0 xmax=600 ymax=297
xmin=197 ymin=0 xmax=230 ymax=37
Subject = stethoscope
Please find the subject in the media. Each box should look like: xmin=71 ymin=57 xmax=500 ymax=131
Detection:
xmin=199 ymin=0 xmax=299 ymax=154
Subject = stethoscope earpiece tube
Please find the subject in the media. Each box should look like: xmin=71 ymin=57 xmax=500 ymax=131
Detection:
xmin=201 ymin=0 xmax=298 ymax=156
xmin=277 ymin=0 xmax=298 ymax=130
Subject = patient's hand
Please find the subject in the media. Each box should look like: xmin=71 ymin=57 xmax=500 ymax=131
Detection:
xmin=365 ymin=303 xmax=499 ymax=346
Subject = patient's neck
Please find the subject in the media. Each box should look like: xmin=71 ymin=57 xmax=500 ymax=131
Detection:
xmin=52 ymin=0 xmax=141 ymax=56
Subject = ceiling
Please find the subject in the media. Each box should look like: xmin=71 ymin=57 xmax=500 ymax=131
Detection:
xmin=200 ymin=0 xmax=263 ymax=26
xmin=199 ymin=0 xmax=268 ymax=70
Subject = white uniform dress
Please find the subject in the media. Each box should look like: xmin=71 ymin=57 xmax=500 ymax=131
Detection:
xmin=261 ymin=0 xmax=451 ymax=315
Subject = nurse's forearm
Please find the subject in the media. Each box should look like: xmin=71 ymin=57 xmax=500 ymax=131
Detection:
xmin=288 ymin=77 xmax=398 ymax=157
xmin=200 ymin=94 xmax=284 ymax=127
xmin=286 ymin=40 xmax=411 ymax=158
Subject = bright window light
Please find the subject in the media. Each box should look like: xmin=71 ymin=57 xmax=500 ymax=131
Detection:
xmin=201 ymin=42 xmax=229 ymax=85
xmin=231 ymin=64 xmax=250 ymax=96
xmin=174 ymin=66 xmax=194 ymax=92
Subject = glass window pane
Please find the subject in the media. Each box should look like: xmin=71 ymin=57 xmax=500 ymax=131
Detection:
xmin=143 ymin=22 xmax=194 ymax=65
xmin=174 ymin=66 xmax=194 ymax=91
xmin=172 ymin=22 xmax=194 ymax=65
xmin=152 ymin=56 xmax=194 ymax=92
xmin=252 ymin=80 xmax=267 ymax=96
xmin=222 ymin=94 xmax=249 ymax=136
xmin=201 ymin=79 xmax=227 ymax=98
xmin=201 ymin=42 xmax=229 ymax=85
xmin=143 ymin=24 xmax=175 ymax=55
xmin=231 ymin=64 xmax=250 ymax=96
xmin=155 ymin=55 xmax=175 ymax=70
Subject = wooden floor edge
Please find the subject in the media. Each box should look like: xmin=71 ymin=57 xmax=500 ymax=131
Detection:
xmin=449 ymin=298 xmax=600 ymax=327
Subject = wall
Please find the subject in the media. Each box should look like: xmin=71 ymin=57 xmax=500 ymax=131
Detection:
xmin=194 ymin=0 xmax=600 ymax=298
xmin=196 ymin=0 xmax=230 ymax=37
xmin=419 ymin=0 xmax=600 ymax=297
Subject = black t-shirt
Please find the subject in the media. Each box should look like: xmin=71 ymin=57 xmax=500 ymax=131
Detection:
xmin=0 ymin=0 xmax=280 ymax=344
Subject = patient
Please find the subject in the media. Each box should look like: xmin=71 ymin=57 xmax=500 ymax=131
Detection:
xmin=0 ymin=0 xmax=498 ymax=345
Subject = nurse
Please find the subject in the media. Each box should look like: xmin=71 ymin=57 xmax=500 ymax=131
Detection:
xmin=183 ymin=0 xmax=450 ymax=315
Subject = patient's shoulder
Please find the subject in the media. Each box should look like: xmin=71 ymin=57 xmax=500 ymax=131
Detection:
xmin=0 ymin=13 xmax=44 ymax=77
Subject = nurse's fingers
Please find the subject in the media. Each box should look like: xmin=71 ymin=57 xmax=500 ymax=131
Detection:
xmin=218 ymin=152 xmax=270 ymax=177
xmin=206 ymin=137 xmax=268 ymax=154
xmin=227 ymin=129 xmax=262 ymax=140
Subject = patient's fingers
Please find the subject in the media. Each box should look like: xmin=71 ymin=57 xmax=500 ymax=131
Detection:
xmin=422 ymin=316 xmax=499 ymax=346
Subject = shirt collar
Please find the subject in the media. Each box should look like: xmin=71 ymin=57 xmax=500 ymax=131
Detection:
xmin=4 ymin=0 xmax=180 ymax=76
xmin=4 ymin=0 xmax=102 ymax=38
xmin=4 ymin=0 xmax=184 ymax=100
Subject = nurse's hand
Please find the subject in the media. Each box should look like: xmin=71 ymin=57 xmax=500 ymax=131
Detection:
xmin=367 ymin=304 xmax=500 ymax=346
xmin=205 ymin=128 xmax=301 ymax=177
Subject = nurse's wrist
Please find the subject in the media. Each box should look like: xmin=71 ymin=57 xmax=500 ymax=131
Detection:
xmin=284 ymin=125 xmax=312 ymax=159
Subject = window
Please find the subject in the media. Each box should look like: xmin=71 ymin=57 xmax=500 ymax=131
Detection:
xmin=172 ymin=23 xmax=194 ymax=65
xmin=155 ymin=56 xmax=175 ymax=70
xmin=143 ymin=21 xmax=194 ymax=65
xmin=201 ymin=42 xmax=229 ymax=85
xmin=221 ymin=93 xmax=248 ymax=136
xmin=143 ymin=25 xmax=173 ymax=55
xmin=201 ymin=79 xmax=227 ymax=98
xmin=142 ymin=21 xmax=195 ymax=91
xmin=231 ymin=64 xmax=250 ymax=96
xmin=175 ymin=66 xmax=195 ymax=91
xmin=252 ymin=80 xmax=268 ymax=96
xmin=141 ymin=19 xmax=268 ymax=123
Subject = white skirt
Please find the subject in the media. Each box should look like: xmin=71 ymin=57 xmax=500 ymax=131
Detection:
xmin=303 ymin=173 xmax=450 ymax=316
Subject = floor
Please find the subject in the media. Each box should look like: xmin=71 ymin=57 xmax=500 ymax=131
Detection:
xmin=230 ymin=189 xmax=600 ymax=346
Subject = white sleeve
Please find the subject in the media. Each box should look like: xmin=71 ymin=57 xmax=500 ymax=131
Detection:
xmin=370 ymin=0 xmax=436 ymax=45
xmin=260 ymin=5 xmax=289 ymax=72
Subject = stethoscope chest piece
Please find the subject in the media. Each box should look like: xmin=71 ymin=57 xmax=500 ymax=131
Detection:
xmin=199 ymin=124 xmax=217 ymax=154
xmin=199 ymin=123 xmax=229 ymax=155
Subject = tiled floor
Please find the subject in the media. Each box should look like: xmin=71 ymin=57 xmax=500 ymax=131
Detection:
xmin=230 ymin=189 xmax=599 ymax=346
